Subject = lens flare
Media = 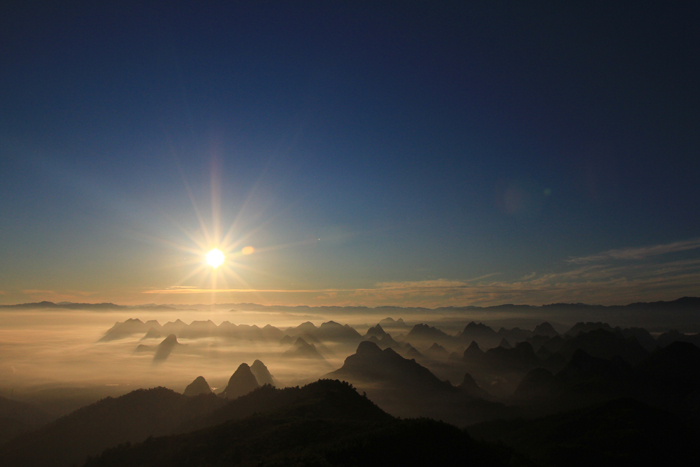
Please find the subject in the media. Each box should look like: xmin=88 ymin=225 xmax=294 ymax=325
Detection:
xmin=206 ymin=249 xmax=225 ymax=268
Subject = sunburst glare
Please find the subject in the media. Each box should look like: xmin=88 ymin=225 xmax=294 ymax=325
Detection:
xmin=206 ymin=248 xmax=225 ymax=268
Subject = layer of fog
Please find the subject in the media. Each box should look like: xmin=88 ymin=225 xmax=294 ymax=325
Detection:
xmin=1 ymin=302 xmax=696 ymax=416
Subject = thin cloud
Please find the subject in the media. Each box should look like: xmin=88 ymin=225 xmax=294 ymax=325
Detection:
xmin=143 ymin=287 xmax=359 ymax=294
xmin=374 ymin=279 xmax=469 ymax=289
xmin=137 ymin=257 xmax=700 ymax=307
xmin=568 ymin=238 xmax=700 ymax=264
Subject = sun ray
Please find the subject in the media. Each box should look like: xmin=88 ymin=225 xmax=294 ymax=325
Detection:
xmin=218 ymin=265 xmax=269 ymax=304
xmin=177 ymin=161 xmax=213 ymax=247
xmin=159 ymin=212 xmax=210 ymax=252
xmin=170 ymin=264 xmax=209 ymax=287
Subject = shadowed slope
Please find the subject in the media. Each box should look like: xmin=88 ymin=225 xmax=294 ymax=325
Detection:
xmin=183 ymin=376 xmax=212 ymax=397
xmin=325 ymin=341 xmax=512 ymax=424
xmin=250 ymin=359 xmax=277 ymax=386
xmin=220 ymin=363 xmax=259 ymax=399
xmin=84 ymin=380 xmax=507 ymax=467
xmin=0 ymin=388 xmax=225 ymax=467
xmin=327 ymin=341 xmax=452 ymax=392
xmin=0 ymin=397 xmax=51 ymax=444
xmin=153 ymin=334 xmax=182 ymax=362
xmin=469 ymin=398 xmax=697 ymax=467
xmin=282 ymin=337 xmax=326 ymax=359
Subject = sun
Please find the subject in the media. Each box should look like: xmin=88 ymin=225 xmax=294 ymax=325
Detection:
xmin=206 ymin=248 xmax=225 ymax=268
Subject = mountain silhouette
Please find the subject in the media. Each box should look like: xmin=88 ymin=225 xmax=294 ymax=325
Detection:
xmin=250 ymin=359 xmax=277 ymax=386
xmin=406 ymin=323 xmax=455 ymax=347
xmin=559 ymin=349 xmax=634 ymax=384
xmin=458 ymin=373 xmax=488 ymax=399
xmin=514 ymin=348 xmax=638 ymax=409
xmin=365 ymin=324 xmax=387 ymax=338
xmin=82 ymin=380 xmax=505 ymax=467
xmin=378 ymin=317 xmax=408 ymax=329
xmin=178 ymin=320 xmax=217 ymax=338
xmin=637 ymin=340 xmax=700 ymax=384
xmin=220 ymin=363 xmax=260 ymax=399
xmin=279 ymin=334 xmax=295 ymax=345
xmin=191 ymin=379 xmax=391 ymax=431
xmin=457 ymin=322 xmax=501 ymax=348
xmin=533 ymin=322 xmax=558 ymax=337
xmin=425 ymin=342 xmax=450 ymax=359
xmin=462 ymin=340 xmax=485 ymax=362
xmin=514 ymin=339 xmax=700 ymax=417
xmin=321 ymin=341 xmax=494 ymax=423
xmin=514 ymin=368 xmax=556 ymax=400
xmin=102 ymin=318 xmax=288 ymax=343
xmin=282 ymin=337 xmax=325 ymax=359
xmin=459 ymin=322 xmax=497 ymax=339
xmin=557 ymin=328 xmax=648 ymax=364
xmin=498 ymin=338 xmax=512 ymax=349
xmin=469 ymin=398 xmax=696 ymax=467
xmin=282 ymin=321 xmax=361 ymax=344
xmin=99 ymin=318 xmax=150 ymax=341
xmin=139 ymin=327 xmax=162 ymax=340
xmin=404 ymin=344 xmax=423 ymax=359
xmin=564 ymin=321 xmax=615 ymax=337
xmin=153 ymin=334 xmax=183 ymax=362
xmin=0 ymin=397 xmax=51 ymax=444
xmin=285 ymin=321 xmax=318 ymax=335
xmin=382 ymin=332 xmax=400 ymax=346
xmin=317 ymin=321 xmax=363 ymax=342
xmin=298 ymin=331 xmax=322 ymax=344
xmin=327 ymin=341 xmax=452 ymax=392
xmin=635 ymin=341 xmax=700 ymax=412
xmin=160 ymin=319 xmax=188 ymax=336
xmin=183 ymin=376 xmax=212 ymax=397
xmin=618 ymin=327 xmax=656 ymax=351
xmin=0 ymin=387 xmax=224 ymax=467
xmin=496 ymin=327 xmax=533 ymax=344
xmin=483 ymin=342 xmax=542 ymax=372
xmin=529 ymin=334 xmax=564 ymax=354
xmin=656 ymin=329 xmax=700 ymax=348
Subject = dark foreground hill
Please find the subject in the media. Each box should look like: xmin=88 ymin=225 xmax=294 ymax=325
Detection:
xmin=0 ymin=396 xmax=52 ymax=444
xmin=85 ymin=380 xmax=508 ymax=467
xmin=468 ymin=398 xmax=698 ymax=467
xmin=1 ymin=379 xmax=515 ymax=467
xmin=0 ymin=388 xmax=226 ymax=467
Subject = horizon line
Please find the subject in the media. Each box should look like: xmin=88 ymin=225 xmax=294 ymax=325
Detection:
xmin=1 ymin=296 xmax=698 ymax=310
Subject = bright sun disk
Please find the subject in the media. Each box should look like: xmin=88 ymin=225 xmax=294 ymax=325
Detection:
xmin=206 ymin=248 xmax=225 ymax=268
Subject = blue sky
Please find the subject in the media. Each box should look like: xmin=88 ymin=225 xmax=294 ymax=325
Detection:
xmin=1 ymin=1 xmax=699 ymax=306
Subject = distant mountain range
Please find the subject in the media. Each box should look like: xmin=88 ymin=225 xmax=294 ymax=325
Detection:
xmin=0 ymin=301 xmax=178 ymax=311
xmin=7 ymin=297 xmax=699 ymax=311
xmin=4 ymin=297 xmax=700 ymax=330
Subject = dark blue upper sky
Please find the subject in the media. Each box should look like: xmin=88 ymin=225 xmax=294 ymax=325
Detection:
xmin=1 ymin=1 xmax=699 ymax=306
